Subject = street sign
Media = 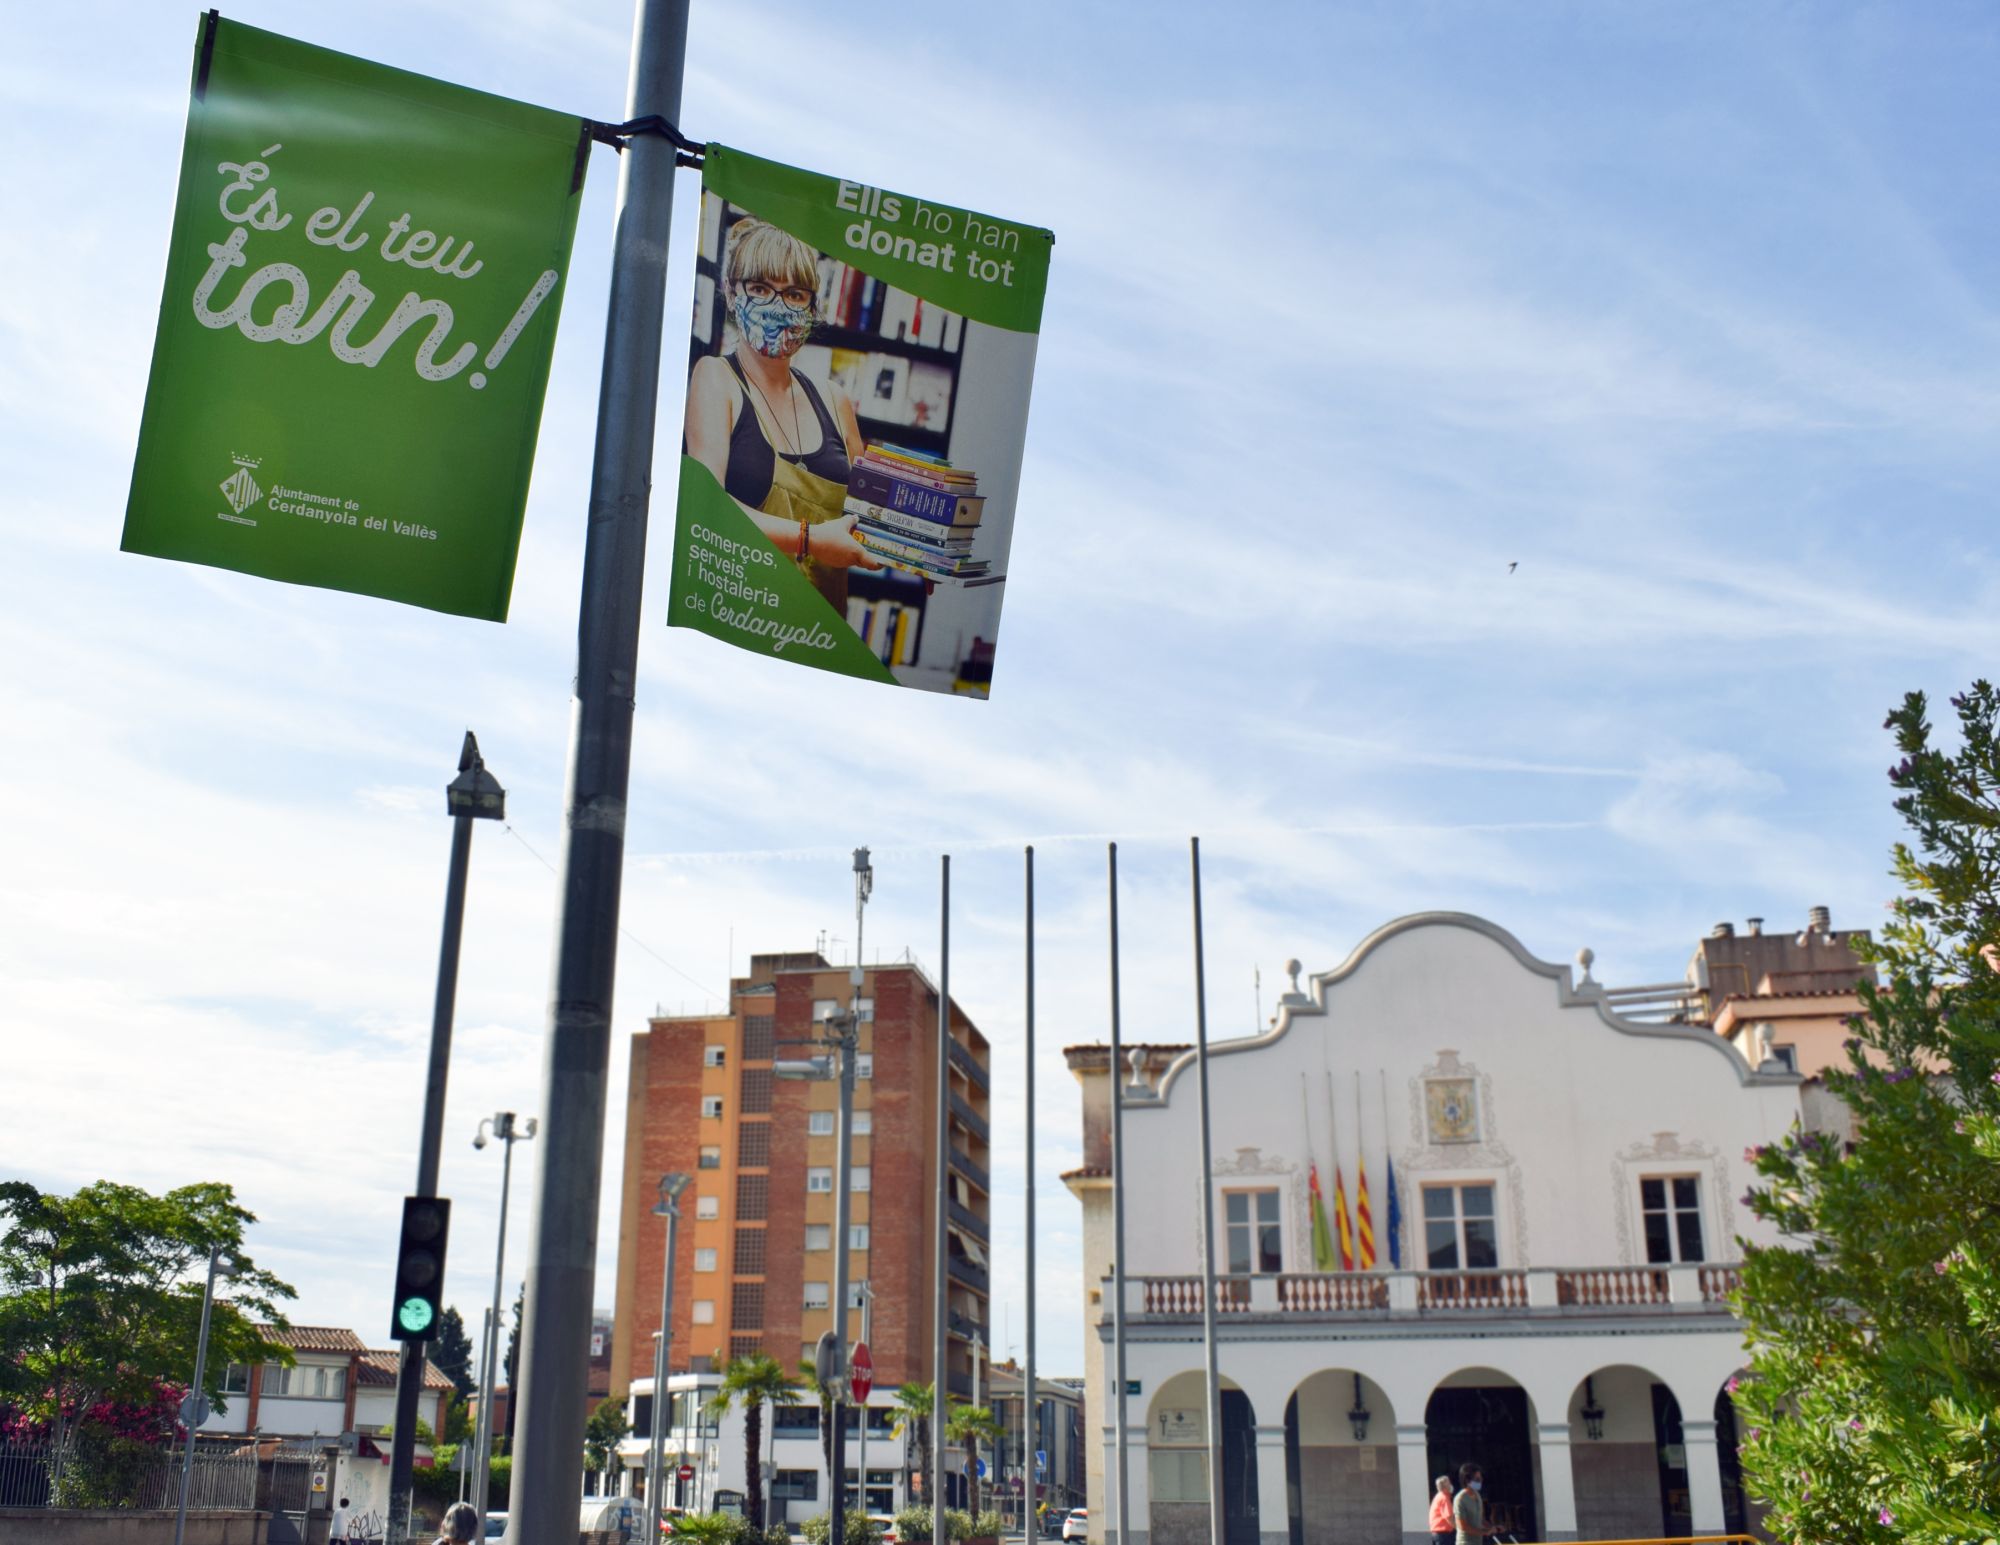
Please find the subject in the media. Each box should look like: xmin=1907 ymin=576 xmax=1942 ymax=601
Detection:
xmin=849 ymin=1341 xmax=874 ymax=1404
xmin=678 ymin=1465 xmax=695 ymax=1482
xmin=178 ymin=1392 xmax=211 ymax=1428
xmin=813 ymin=1330 xmax=842 ymax=1389
xmin=1125 ymin=1380 xmax=1141 ymax=1396
xmin=974 ymin=1458 xmax=987 ymax=1478
xmin=1035 ymin=1450 xmax=1047 ymax=1473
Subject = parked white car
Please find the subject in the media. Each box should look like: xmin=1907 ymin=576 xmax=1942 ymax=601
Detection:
xmin=1062 ymin=1510 xmax=1088 ymax=1542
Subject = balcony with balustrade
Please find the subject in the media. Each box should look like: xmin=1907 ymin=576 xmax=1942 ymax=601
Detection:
xmin=1119 ymin=1262 xmax=1741 ymax=1322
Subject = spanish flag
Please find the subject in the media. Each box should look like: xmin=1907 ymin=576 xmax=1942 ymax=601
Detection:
xmin=1333 ymin=1163 xmax=1356 ymax=1271
xmin=1355 ymin=1152 xmax=1376 ymax=1270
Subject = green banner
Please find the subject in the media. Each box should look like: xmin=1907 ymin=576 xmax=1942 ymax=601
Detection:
xmin=120 ymin=16 xmax=585 ymax=621
xmin=670 ymin=149 xmax=1051 ymax=698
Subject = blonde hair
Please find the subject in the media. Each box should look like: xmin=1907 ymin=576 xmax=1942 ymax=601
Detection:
xmin=724 ymin=216 xmax=820 ymax=297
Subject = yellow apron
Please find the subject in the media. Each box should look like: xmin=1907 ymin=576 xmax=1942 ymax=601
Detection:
xmin=741 ymin=390 xmax=850 ymax=613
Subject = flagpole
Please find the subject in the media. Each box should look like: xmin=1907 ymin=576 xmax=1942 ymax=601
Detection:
xmin=1106 ymin=844 xmax=1130 ymax=1545
xmin=1023 ymin=845 xmax=1037 ymax=1545
xmin=1189 ymin=838 xmax=1224 ymax=1545
xmin=507 ymin=0 xmax=690 ymax=1538
xmin=1324 ymin=1070 xmax=1352 ymax=1272
xmin=933 ymin=855 xmax=950 ymax=1537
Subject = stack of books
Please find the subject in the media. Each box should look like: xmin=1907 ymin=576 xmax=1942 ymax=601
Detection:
xmin=846 ymin=446 xmax=989 ymax=583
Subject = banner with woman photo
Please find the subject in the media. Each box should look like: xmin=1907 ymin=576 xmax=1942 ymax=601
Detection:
xmin=669 ymin=145 xmax=1051 ymax=698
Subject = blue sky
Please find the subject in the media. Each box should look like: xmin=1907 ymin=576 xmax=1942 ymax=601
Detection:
xmin=4 ymin=0 xmax=1999 ymax=1384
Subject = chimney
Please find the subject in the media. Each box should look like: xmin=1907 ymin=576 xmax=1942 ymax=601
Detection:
xmin=1710 ymin=922 xmax=1735 ymax=938
xmin=1747 ymin=918 xmax=1763 ymax=936
xmin=1808 ymin=906 xmax=1831 ymax=935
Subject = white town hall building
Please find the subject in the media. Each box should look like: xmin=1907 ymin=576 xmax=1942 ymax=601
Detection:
xmin=1065 ymin=913 xmax=1805 ymax=1545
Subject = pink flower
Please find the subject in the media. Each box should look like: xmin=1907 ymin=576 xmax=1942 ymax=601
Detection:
xmin=1747 ymin=1427 xmax=1761 ymax=1440
xmin=1935 ymin=1258 xmax=1951 ymax=1275
xmin=1726 ymin=1376 xmax=1740 ymax=1393
xmin=1849 ymin=1418 xmax=1864 ymax=1431
xmin=1880 ymin=1508 xmax=1894 ymax=1527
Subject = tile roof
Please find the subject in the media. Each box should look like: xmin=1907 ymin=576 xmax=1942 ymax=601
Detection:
xmin=263 ymin=1326 xmax=369 ymax=1354
xmin=360 ymin=1350 xmax=455 ymax=1390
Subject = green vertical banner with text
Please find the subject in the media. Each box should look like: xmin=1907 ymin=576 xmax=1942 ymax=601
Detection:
xmin=671 ymin=145 xmax=1051 ymax=698
xmin=120 ymin=15 xmax=586 ymax=621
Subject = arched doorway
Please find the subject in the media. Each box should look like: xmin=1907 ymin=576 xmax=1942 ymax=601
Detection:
xmin=1567 ymin=1365 xmax=1689 ymax=1539
xmin=1283 ymin=1371 xmax=1396 ymax=1545
xmin=1146 ymin=1373 xmax=1260 ymax=1545
xmin=1426 ymin=1370 xmax=1538 ymax=1542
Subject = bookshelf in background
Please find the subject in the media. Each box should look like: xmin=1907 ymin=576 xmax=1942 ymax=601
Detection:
xmin=691 ymin=201 xmax=968 ymax=457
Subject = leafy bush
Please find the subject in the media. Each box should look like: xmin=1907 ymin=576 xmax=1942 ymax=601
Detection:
xmin=674 ymin=1513 xmax=754 ymax=1545
xmin=801 ymin=1510 xmax=878 ymax=1545
xmin=894 ymin=1506 xmax=972 ymax=1543
xmin=971 ymin=1514 xmax=1008 ymax=1539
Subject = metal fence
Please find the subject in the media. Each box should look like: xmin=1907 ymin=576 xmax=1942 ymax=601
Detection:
xmin=0 ymin=1435 xmax=258 ymax=1511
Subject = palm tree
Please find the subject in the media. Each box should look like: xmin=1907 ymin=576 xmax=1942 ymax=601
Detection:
xmin=944 ymin=1405 xmax=1003 ymax=1517
xmin=799 ymin=1356 xmax=838 ymax=1491
xmin=705 ymin=1353 xmax=801 ymax=1531
xmin=889 ymin=1381 xmax=935 ymax=1507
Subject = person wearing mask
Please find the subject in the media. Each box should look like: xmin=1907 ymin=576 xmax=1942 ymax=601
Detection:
xmin=684 ymin=215 xmax=880 ymax=614
xmin=1453 ymin=1462 xmax=1488 ymax=1545
xmin=1428 ymin=1476 xmax=1455 ymax=1544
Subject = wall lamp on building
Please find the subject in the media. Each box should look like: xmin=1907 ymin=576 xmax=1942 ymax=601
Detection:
xmin=1347 ymin=1374 xmax=1372 ymax=1443
xmin=1580 ymin=1377 xmax=1606 ymax=1441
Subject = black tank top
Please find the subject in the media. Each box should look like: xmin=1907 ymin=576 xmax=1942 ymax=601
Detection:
xmin=723 ymin=355 xmax=849 ymax=508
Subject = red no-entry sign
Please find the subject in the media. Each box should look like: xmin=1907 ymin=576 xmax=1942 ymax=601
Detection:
xmin=850 ymin=1341 xmax=874 ymax=1403
xmin=677 ymin=1465 xmax=695 ymax=1482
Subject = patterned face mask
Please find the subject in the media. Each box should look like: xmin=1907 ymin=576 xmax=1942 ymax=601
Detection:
xmin=733 ymin=289 xmax=811 ymax=358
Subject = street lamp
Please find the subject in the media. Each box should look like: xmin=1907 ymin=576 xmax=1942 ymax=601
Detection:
xmin=1345 ymin=1374 xmax=1372 ymax=1443
xmin=647 ymin=1173 xmax=692 ymax=1545
xmin=471 ymin=1110 xmax=536 ymax=1522
xmin=1580 ymin=1377 xmax=1606 ymax=1442
xmin=173 ymin=1243 xmax=240 ymax=1545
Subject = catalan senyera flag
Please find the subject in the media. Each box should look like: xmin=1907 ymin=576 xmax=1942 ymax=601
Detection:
xmin=1333 ymin=1164 xmax=1356 ymax=1271
xmin=1355 ymin=1153 xmax=1377 ymax=1270
xmin=1308 ymin=1163 xmax=1338 ymax=1272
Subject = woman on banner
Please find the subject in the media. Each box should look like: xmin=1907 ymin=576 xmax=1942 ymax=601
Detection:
xmin=685 ymin=214 xmax=880 ymax=611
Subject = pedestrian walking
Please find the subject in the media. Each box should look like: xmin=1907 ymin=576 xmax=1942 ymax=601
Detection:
xmin=1428 ymin=1476 xmax=1455 ymax=1545
xmin=329 ymin=1496 xmax=352 ymax=1540
xmin=1453 ymin=1462 xmax=1489 ymax=1545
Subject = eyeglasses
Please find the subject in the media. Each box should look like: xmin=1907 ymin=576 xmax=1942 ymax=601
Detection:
xmin=740 ymin=279 xmax=815 ymax=314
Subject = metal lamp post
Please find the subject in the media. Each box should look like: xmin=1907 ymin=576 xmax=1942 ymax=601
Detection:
xmin=777 ymin=849 xmax=871 ymax=1545
xmin=472 ymin=1110 xmax=537 ymax=1521
xmin=646 ymin=1173 xmax=691 ymax=1545
xmin=173 ymin=1243 xmax=237 ymax=1545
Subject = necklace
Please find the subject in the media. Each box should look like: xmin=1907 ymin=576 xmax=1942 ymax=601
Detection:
xmin=743 ymin=364 xmax=804 ymax=457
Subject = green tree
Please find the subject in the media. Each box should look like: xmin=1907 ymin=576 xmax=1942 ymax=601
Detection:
xmin=704 ymin=1353 xmax=800 ymax=1532
xmin=889 ymin=1383 xmax=934 ymax=1504
xmin=943 ymin=1406 xmax=1002 ymax=1517
xmin=584 ymin=1395 xmax=630 ymax=1478
xmin=1736 ymin=682 xmax=2000 ymax=1543
xmin=441 ymin=1393 xmax=475 ymax=1444
xmin=433 ymin=1306 xmax=478 ymax=1400
xmin=0 ymin=1180 xmax=295 ymax=1461
xmin=501 ymin=1282 xmax=523 ymax=1453
xmin=799 ymin=1356 xmax=837 ymax=1488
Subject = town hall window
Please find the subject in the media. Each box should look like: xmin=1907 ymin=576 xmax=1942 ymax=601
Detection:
xmin=1223 ymin=1188 xmax=1281 ymax=1275
xmin=1422 ymin=1182 xmax=1498 ymax=1269
xmin=1640 ymin=1175 xmax=1705 ymax=1263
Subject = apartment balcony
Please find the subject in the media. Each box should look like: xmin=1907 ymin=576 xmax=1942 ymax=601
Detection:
xmin=949 ymin=1090 xmax=989 ymax=1144
xmin=948 ymin=1197 xmax=989 ymax=1241
xmin=1115 ymin=1264 xmax=1742 ymax=1322
xmin=948 ymin=1036 xmax=989 ymax=1092
xmin=949 ymin=1254 xmax=990 ymax=1294
xmin=948 ymin=1144 xmax=989 ymax=1193
xmin=948 ymin=1309 xmax=988 ymax=1344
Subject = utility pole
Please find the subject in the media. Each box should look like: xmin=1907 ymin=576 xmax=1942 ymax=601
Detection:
xmin=858 ymin=1280 xmax=874 ymax=1510
xmin=506 ymin=0 xmax=690 ymax=1536
xmin=172 ymin=1244 xmax=233 ymax=1545
xmin=930 ymin=857 xmax=950 ymax=1541
xmin=389 ymin=734 xmax=504 ymax=1545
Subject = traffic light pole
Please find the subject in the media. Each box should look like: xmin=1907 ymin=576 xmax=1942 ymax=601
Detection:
xmin=387 ymin=736 xmax=503 ymax=1545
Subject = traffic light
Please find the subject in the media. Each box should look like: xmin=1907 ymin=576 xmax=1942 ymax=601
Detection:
xmin=389 ymin=1195 xmax=451 ymax=1341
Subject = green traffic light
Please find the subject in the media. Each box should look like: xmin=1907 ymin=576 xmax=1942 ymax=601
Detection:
xmin=397 ymin=1296 xmax=436 ymax=1334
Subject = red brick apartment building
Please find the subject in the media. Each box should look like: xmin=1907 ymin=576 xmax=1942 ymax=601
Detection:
xmin=610 ymin=952 xmax=993 ymax=1405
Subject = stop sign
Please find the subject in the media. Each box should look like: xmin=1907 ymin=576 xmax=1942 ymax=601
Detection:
xmin=849 ymin=1341 xmax=874 ymax=1403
